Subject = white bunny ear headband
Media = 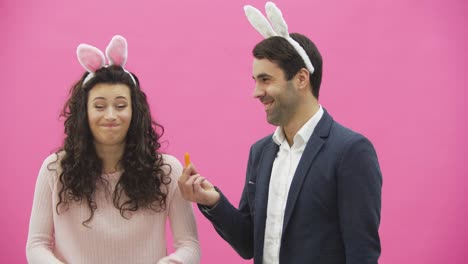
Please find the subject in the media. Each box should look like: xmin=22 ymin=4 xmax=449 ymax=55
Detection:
xmin=76 ymin=35 xmax=136 ymax=85
xmin=244 ymin=2 xmax=315 ymax=74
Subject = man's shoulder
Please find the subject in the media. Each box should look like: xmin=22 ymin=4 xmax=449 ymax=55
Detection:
xmin=332 ymin=120 xmax=361 ymax=138
xmin=329 ymin=119 xmax=375 ymax=150
xmin=244 ymin=133 xmax=275 ymax=161
xmin=251 ymin=133 xmax=274 ymax=150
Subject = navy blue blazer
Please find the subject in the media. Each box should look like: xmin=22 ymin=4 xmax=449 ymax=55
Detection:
xmin=199 ymin=109 xmax=382 ymax=264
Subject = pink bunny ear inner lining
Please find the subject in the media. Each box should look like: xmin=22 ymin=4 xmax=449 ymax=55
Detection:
xmin=77 ymin=35 xmax=135 ymax=85
xmin=106 ymin=36 xmax=128 ymax=67
xmin=77 ymin=45 xmax=106 ymax=73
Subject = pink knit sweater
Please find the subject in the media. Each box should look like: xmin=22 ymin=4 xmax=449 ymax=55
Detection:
xmin=26 ymin=153 xmax=200 ymax=264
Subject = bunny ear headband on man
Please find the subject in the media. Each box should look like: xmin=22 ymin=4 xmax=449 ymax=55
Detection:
xmin=76 ymin=35 xmax=136 ymax=85
xmin=244 ymin=2 xmax=315 ymax=74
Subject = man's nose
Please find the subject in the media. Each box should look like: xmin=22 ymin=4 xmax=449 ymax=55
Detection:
xmin=252 ymin=83 xmax=265 ymax=98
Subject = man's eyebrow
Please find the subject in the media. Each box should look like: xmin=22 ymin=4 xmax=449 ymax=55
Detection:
xmin=253 ymin=73 xmax=272 ymax=80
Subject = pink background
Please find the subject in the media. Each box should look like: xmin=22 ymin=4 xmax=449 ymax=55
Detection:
xmin=1 ymin=0 xmax=467 ymax=263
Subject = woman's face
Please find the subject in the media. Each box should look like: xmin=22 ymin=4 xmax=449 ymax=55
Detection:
xmin=87 ymin=83 xmax=132 ymax=148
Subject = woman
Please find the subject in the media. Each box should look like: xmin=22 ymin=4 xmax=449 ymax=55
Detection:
xmin=26 ymin=35 xmax=200 ymax=264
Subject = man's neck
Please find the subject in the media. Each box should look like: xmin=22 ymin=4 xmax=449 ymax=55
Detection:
xmin=283 ymin=102 xmax=320 ymax=146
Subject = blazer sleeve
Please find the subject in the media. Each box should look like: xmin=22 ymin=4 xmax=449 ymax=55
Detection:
xmin=198 ymin=146 xmax=255 ymax=259
xmin=337 ymin=135 xmax=382 ymax=264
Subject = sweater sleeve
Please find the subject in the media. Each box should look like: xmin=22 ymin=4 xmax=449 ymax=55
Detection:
xmin=26 ymin=155 xmax=64 ymax=264
xmin=158 ymin=155 xmax=200 ymax=264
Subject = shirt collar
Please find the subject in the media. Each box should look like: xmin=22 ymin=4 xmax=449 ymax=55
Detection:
xmin=272 ymin=105 xmax=324 ymax=147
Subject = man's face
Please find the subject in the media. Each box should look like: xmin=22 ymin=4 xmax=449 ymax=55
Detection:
xmin=252 ymin=58 xmax=300 ymax=127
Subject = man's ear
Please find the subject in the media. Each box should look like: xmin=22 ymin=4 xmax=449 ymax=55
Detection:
xmin=295 ymin=68 xmax=311 ymax=91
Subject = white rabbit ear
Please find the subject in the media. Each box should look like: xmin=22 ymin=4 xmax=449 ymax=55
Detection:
xmin=244 ymin=5 xmax=277 ymax=38
xmin=265 ymin=2 xmax=289 ymax=37
xmin=76 ymin=44 xmax=105 ymax=73
xmin=243 ymin=2 xmax=315 ymax=74
xmin=106 ymin=35 xmax=128 ymax=67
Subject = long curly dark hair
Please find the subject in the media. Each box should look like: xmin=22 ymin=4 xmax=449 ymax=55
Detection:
xmin=52 ymin=65 xmax=171 ymax=226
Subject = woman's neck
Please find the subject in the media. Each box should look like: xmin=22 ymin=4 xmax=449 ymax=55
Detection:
xmin=94 ymin=142 xmax=125 ymax=174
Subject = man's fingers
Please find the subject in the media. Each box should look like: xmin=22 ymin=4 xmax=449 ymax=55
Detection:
xmin=193 ymin=176 xmax=206 ymax=193
xmin=200 ymin=178 xmax=214 ymax=189
xmin=179 ymin=173 xmax=199 ymax=201
xmin=189 ymin=163 xmax=199 ymax=175
xmin=185 ymin=173 xmax=200 ymax=185
xmin=177 ymin=161 xmax=218 ymax=206
xmin=178 ymin=165 xmax=192 ymax=184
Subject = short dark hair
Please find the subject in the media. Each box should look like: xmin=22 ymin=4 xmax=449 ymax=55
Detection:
xmin=252 ymin=33 xmax=323 ymax=98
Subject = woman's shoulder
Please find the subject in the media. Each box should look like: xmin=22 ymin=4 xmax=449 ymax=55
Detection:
xmin=42 ymin=151 xmax=65 ymax=167
xmin=36 ymin=151 xmax=65 ymax=186
xmin=159 ymin=154 xmax=183 ymax=197
xmin=161 ymin=153 xmax=181 ymax=165
xmin=161 ymin=153 xmax=183 ymax=178
xmin=40 ymin=151 xmax=66 ymax=175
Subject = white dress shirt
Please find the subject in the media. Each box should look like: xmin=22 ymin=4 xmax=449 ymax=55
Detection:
xmin=262 ymin=106 xmax=324 ymax=264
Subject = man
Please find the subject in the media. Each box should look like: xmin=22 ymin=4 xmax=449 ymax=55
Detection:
xmin=178 ymin=3 xmax=382 ymax=264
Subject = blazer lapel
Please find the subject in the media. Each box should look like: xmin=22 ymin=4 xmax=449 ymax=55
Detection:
xmin=282 ymin=109 xmax=333 ymax=234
